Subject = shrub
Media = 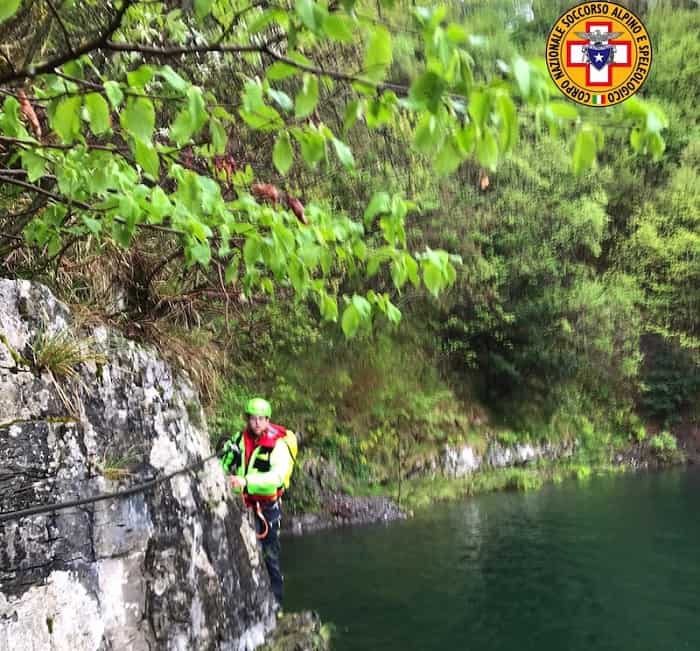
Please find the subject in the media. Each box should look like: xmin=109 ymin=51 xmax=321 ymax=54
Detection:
xmin=649 ymin=431 xmax=679 ymax=463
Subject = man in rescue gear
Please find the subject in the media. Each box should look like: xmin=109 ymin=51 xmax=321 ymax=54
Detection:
xmin=219 ymin=397 xmax=296 ymax=605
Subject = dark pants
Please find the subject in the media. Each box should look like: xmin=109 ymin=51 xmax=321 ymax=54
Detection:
xmin=255 ymin=500 xmax=283 ymax=604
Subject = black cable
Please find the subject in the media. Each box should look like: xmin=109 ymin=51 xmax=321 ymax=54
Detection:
xmin=0 ymin=451 xmax=220 ymax=524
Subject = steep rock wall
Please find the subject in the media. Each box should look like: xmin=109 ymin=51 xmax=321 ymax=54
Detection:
xmin=0 ymin=279 xmax=276 ymax=650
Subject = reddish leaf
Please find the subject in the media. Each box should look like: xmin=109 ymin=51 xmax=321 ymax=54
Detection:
xmin=213 ymin=154 xmax=237 ymax=181
xmin=18 ymin=89 xmax=42 ymax=138
xmin=251 ymin=183 xmax=280 ymax=205
xmin=287 ymin=195 xmax=308 ymax=225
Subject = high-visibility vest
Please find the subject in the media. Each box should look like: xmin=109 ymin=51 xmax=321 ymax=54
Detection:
xmin=220 ymin=424 xmax=297 ymax=503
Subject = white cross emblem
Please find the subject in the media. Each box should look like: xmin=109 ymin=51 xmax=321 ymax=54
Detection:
xmin=567 ymin=21 xmax=630 ymax=86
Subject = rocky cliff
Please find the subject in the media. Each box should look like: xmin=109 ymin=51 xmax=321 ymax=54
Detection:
xmin=0 ymin=279 xmax=277 ymax=650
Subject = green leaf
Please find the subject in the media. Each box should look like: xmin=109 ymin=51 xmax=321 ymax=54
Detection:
xmin=469 ymin=90 xmax=489 ymax=129
xmin=319 ymin=292 xmax=338 ymax=322
xmin=127 ymin=64 xmax=154 ymax=88
xmin=209 ymin=117 xmax=227 ymax=154
xmin=296 ymin=0 xmax=317 ymax=30
xmin=323 ymin=14 xmax=353 ymax=42
xmin=435 ymin=138 xmax=461 ymax=175
xmin=267 ymin=87 xmax=293 ymax=112
xmin=239 ymin=105 xmax=284 ymax=131
xmin=365 ymin=98 xmax=393 ymax=129
xmin=195 ymin=0 xmax=214 ymax=18
xmin=103 ymin=81 xmax=124 ymax=109
xmin=646 ymin=108 xmax=666 ymax=133
xmin=120 ymin=97 xmax=155 ymax=142
xmin=20 ymin=150 xmax=46 ymax=182
xmin=456 ymin=123 xmax=475 ymax=155
xmin=133 ymin=139 xmax=160 ymax=179
xmin=249 ymin=9 xmax=278 ymax=34
xmin=423 ymin=260 xmax=442 ymax=297
xmin=170 ymin=86 xmax=208 ymax=144
xmin=149 ymin=186 xmax=171 ymax=223
xmin=648 ymin=131 xmax=665 ymax=161
xmin=81 ymin=216 xmax=102 ymax=236
xmin=158 ymin=65 xmax=189 ymax=92
xmin=331 ymin=137 xmax=354 ymax=169
xmin=496 ymin=93 xmax=517 ymax=151
xmin=244 ymin=235 xmax=263 ymax=267
xmin=629 ymin=127 xmax=641 ymax=152
xmin=295 ymin=74 xmax=319 ymax=118
xmin=85 ymin=93 xmax=111 ymax=135
xmin=225 ymin=259 xmax=240 ymax=284
xmin=273 ymin=132 xmax=294 ymax=175
xmin=409 ymin=71 xmax=446 ymax=113
xmin=364 ymin=191 xmax=390 ymax=225
xmin=0 ymin=0 xmax=20 ymax=24
xmin=240 ymin=108 xmax=282 ymax=131
xmin=53 ymin=96 xmax=82 ymax=143
xmin=341 ymin=303 xmax=361 ymax=338
xmin=476 ymin=129 xmax=498 ymax=171
xmin=288 ymin=258 xmax=306 ymax=293
xmin=296 ymin=129 xmax=326 ymax=167
xmin=386 ymin=301 xmax=401 ymax=325
xmin=112 ymin=220 xmax=135 ymax=248
xmin=446 ymin=22 xmax=468 ymax=43
xmin=572 ymin=127 xmax=596 ymax=175
xmin=266 ymin=62 xmax=299 ymax=81
xmin=352 ymin=294 xmax=372 ymax=319
xmin=190 ymin=242 xmax=211 ymax=266
xmin=405 ymin=254 xmax=419 ymax=287
xmin=363 ymin=26 xmax=392 ymax=81
xmin=0 ymin=96 xmax=22 ymax=137
xmin=414 ymin=114 xmax=438 ymax=154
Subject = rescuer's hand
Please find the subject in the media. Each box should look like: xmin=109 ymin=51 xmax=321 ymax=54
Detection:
xmin=230 ymin=475 xmax=247 ymax=490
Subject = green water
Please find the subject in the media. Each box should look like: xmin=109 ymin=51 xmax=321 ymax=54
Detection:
xmin=283 ymin=469 xmax=700 ymax=650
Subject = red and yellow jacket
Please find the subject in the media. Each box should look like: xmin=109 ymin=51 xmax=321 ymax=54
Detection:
xmin=220 ymin=424 xmax=295 ymax=506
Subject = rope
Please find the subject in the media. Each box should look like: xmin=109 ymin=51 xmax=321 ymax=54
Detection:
xmin=254 ymin=501 xmax=269 ymax=540
xmin=0 ymin=451 xmax=220 ymax=524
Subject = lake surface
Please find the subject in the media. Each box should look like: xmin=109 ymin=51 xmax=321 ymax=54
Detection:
xmin=283 ymin=469 xmax=700 ymax=650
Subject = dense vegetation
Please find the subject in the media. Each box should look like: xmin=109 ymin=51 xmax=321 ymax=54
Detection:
xmin=1 ymin=0 xmax=697 ymax=507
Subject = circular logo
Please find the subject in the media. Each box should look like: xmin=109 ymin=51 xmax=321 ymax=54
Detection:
xmin=546 ymin=1 xmax=652 ymax=107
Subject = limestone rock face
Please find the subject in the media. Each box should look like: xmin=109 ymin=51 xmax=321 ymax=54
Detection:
xmin=442 ymin=440 xmax=575 ymax=477
xmin=0 ymin=279 xmax=276 ymax=650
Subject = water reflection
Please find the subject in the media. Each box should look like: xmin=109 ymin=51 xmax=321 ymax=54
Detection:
xmin=284 ymin=469 xmax=700 ymax=651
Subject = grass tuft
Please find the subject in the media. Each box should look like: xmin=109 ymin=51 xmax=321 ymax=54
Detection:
xmin=31 ymin=329 xmax=106 ymax=379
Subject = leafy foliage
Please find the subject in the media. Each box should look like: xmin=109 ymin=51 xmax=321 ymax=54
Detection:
xmin=0 ymin=0 xmax=665 ymax=336
xmin=3 ymin=1 xmax=696 ymax=503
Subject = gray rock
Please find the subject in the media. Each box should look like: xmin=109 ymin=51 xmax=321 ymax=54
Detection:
xmin=441 ymin=439 xmax=576 ymax=476
xmin=442 ymin=444 xmax=482 ymax=477
xmin=0 ymin=279 xmax=277 ymax=650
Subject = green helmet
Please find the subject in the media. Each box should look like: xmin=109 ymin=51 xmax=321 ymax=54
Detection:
xmin=245 ymin=397 xmax=272 ymax=418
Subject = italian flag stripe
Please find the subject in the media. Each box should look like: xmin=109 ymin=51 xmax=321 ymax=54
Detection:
xmin=593 ymin=94 xmax=606 ymax=105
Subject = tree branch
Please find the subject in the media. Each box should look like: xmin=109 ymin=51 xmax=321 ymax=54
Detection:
xmin=104 ymin=39 xmax=267 ymax=57
xmin=0 ymin=173 xmax=183 ymax=236
xmin=265 ymin=46 xmax=408 ymax=94
xmin=100 ymin=37 xmax=407 ymax=94
xmin=0 ymin=173 xmax=93 ymax=210
xmin=0 ymin=0 xmax=135 ymax=84
xmin=45 ymin=0 xmax=76 ymax=56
